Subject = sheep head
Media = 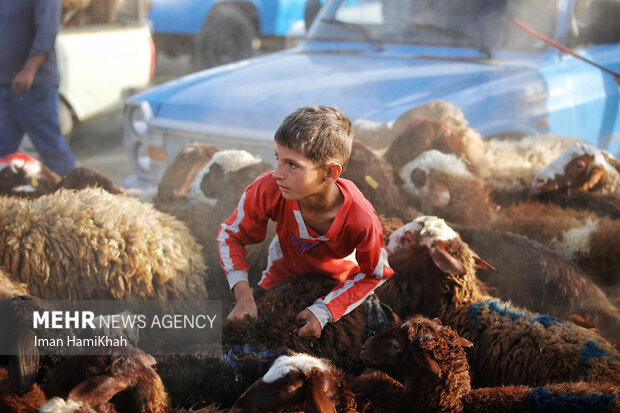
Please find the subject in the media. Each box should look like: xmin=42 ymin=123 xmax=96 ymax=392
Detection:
xmin=55 ymin=167 xmax=124 ymax=194
xmin=0 ymin=153 xmax=61 ymax=198
xmin=386 ymin=216 xmax=494 ymax=314
xmin=232 ymin=353 xmax=343 ymax=413
xmin=362 ymin=317 xmax=473 ymax=412
xmin=156 ymin=142 xmax=221 ymax=203
xmin=532 ymin=143 xmax=620 ymax=194
xmin=342 ymin=140 xmax=417 ymax=220
xmin=42 ymin=346 xmax=168 ymax=413
xmin=384 ymin=120 xmax=467 ymax=180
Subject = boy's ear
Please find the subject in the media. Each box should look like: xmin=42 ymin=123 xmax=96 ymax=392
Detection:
xmin=324 ymin=162 xmax=342 ymax=180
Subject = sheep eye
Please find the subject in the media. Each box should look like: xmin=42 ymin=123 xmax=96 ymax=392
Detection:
xmin=411 ymin=168 xmax=426 ymax=187
xmin=390 ymin=340 xmax=400 ymax=350
xmin=575 ymin=160 xmax=586 ymax=169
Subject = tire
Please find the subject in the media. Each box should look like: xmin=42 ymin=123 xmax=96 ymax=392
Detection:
xmin=193 ymin=6 xmax=258 ymax=70
xmin=58 ymin=99 xmax=74 ymax=145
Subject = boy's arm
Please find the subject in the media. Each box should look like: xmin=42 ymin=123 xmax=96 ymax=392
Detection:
xmin=217 ymin=176 xmax=272 ymax=291
xmin=305 ymin=219 xmax=394 ymax=331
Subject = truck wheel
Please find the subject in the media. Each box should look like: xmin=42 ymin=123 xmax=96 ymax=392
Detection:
xmin=193 ymin=6 xmax=258 ymax=70
xmin=59 ymin=99 xmax=74 ymax=145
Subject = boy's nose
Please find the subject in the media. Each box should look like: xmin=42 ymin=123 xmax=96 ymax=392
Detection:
xmin=272 ymin=165 xmax=284 ymax=181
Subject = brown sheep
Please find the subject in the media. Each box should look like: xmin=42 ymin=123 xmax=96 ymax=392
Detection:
xmin=383 ymin=106 xmax=582 ymax=192
xmin=41 ymin=345 xmax=169 ymax=413
xmin=400 ymin=150 xmax=620 ymax=292
xmin=362 ymin=316 xmax=620 ymax=413
xmin=0 ymin=153 xmax=61 ymax=198
xmin=232 ymin=352 xmax=403 ymax=413
xmin=223 ymin=274 xmax=398 ymax=376
xmin=342 ymin=139 xmax=420 ymax=222
xmin=383 ymin=216 xmax=620 ymax=387
xmin=532 ymin=143 xmax=620 ymax=195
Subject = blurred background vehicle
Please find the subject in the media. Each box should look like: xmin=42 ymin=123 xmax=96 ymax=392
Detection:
xmin=148 ymin=0 xmax=315 ymax=70
xmin=123 ymin=0 xmax=620 ymax=188
xmin=57 ymin=0 xmax=155 ymax=142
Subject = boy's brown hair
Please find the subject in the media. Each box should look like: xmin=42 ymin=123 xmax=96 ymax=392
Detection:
xmin=274 ymin=106 xmax=353 ymax=170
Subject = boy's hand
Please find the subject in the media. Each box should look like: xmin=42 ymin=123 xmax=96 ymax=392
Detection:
xmin=296 ymin=309 xmax=322 ymax=338
xmin=227 ymin=299 xmax=258 ymax=321
xmin=227 ymin=281 xmax=257 ymax=321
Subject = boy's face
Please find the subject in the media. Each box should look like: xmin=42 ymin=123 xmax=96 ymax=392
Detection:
xmin=272 ymin=144 xmax=326 ymax=200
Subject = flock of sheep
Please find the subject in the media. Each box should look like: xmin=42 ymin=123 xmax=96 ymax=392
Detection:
xmin=0 ymin=99 xmax=619 ymax=412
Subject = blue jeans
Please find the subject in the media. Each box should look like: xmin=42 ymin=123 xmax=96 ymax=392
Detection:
xmin=0 ymin=85 xmax=76 ymax=176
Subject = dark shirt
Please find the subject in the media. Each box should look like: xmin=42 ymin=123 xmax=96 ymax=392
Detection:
xmin=0 ymin=0 xmax=61 ymax=87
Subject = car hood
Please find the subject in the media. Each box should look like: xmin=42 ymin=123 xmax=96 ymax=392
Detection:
xmin=132 ymin=45 xmax=525 ymax=133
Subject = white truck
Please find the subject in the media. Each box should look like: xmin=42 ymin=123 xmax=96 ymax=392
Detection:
xmin=56 ymin=0 xmax=154 ymax=140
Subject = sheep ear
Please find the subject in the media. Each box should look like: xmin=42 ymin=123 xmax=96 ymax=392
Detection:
xmin=582 ymin=166 xmax=605 ymax=191
xmin=429 ymin=244 xmax=466 ymax=275
xmin=140 ymin=353 xmax=157 ymax=367
xmin=304 ymin=371 xmax=337 ymax=413
xmin=472 ymin=252 xmax=494 ymax=271
xmin=459 ymin=337 xmax=473 ymax=348
xmin=601 ymin=151 xmax=620 ymax=173
xmin=68 ymin=374 xmax=132 ymax=406
xmin=8 ymin=330 xmax=40 ymax=396
xmin=427 ymin=179 xmax=451 ymax=208
xmin=412 ymin=351 xmax=441 ymax=378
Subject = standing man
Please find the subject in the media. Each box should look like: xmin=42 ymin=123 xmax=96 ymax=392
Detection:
xmin=0 ymin=0 xmax=76 ymax=176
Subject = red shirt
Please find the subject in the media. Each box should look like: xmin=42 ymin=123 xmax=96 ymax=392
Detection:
xmin=218 ymin=171 xmax=394 ymax=327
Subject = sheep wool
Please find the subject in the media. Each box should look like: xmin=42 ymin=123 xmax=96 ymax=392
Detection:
xmin=385 ymin=216 xmax=620 ymax=388
xmin=0 ymin=188 xmax=207 ymax=300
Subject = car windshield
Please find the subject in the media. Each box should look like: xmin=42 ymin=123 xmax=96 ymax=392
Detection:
xmin=308 ymin=0 xmax=562 ymax=53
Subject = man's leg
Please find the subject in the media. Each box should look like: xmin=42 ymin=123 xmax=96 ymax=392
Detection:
xmin=12 ymin=86 xmax=76 ymax=176
xmin=0 ymin=86 xmax=26 ymax=156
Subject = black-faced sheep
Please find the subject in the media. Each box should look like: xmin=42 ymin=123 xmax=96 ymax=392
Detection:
xmin=384 ymin=216 xmax=620 ymax=387
xmin=41 ymin=345 xmax=169 ymax=413
xmin=383 ymin=106 xmax=582 ymax=192
xmin=362 ymin=316 xmax=620 ymax=413
xmin=232 ymin=352 xmax=403 ymax=413
xmin=0 ymin=187 xmax=207 ymax=300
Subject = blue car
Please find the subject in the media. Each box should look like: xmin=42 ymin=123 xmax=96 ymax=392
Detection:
xmin=124 ymin=0 xmax=620 ymax=187
xmin=149 ymin=0 xmax=311 ymax=69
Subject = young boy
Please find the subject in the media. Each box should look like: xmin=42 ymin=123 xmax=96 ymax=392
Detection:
xmin=217 ymin=105 xmax=394 ymax=338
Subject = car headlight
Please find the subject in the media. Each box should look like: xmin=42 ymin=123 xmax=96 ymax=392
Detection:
xmin=128 ymin=101 xmax=153 ymax=136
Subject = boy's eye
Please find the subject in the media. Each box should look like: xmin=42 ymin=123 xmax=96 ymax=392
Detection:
xmin=289 ymin=162 xmax=298 ymax=169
